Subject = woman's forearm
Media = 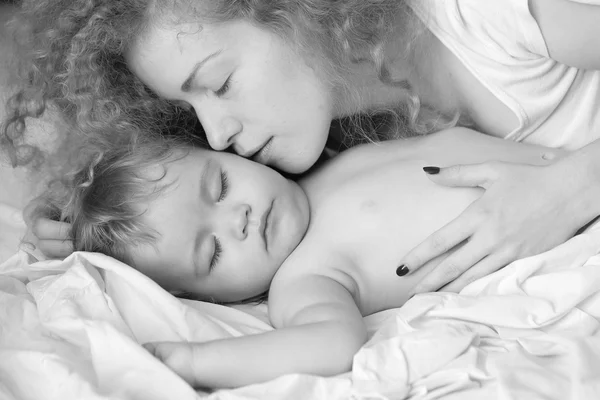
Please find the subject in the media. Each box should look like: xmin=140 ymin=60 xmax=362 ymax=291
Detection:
xmin=179 ymin=320 xmax=367 ymax=388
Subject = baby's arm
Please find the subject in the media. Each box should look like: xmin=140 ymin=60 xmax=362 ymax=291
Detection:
xmin=146 ymin=274 xmax=366 ymax=389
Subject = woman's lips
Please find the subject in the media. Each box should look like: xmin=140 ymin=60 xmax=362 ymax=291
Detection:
xmin=252 ymin=137 xmax=273 ymax=165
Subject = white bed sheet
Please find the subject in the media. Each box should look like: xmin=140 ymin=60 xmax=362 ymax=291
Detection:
xmin=1 ymin=225 xmax=600 ymax=400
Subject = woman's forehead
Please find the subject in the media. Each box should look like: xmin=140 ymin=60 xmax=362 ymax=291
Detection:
xmin=133 ymin=16 xmax=239 ymax=58
xmin=147 ymin=0 xmax=231 ymax=33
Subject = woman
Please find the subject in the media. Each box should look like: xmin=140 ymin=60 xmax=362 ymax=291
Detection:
xmin=4 ymin=0 xmax=600 ymax=292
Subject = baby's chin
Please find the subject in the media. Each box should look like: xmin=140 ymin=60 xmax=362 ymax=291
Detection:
xmin=268 ymin=223 xmax=308 ymax=279
xmin=277 ymin=180 xmax=311 ymax=251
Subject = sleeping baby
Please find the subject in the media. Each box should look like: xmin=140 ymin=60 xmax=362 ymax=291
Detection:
xmin=66 ymin=128 xmax=560 ymax=388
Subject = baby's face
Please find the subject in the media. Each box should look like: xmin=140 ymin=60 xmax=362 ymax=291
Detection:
xmin=129 ymin=148 xmax=310 ymax=303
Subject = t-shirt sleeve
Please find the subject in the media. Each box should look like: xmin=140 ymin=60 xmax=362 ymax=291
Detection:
xmin=429 ymin=0 xmax=600 ymax=60
xmin=512 ymin=0 xmax=600 ymax=57
xmin=412 ymin=0 xmax=551 ymax=59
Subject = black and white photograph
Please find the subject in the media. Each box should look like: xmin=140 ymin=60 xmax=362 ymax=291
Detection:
xmin=1 ymin=1 xmax=599 ymax=399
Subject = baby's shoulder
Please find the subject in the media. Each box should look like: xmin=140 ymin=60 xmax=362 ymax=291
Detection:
xmin=270 ymin=242 xmax=359 ymax=298
xmin=268 ymin=249 xmax=362 ymax=327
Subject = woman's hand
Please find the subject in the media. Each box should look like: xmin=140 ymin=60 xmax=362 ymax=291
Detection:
xmin=22 ymin=198 xmax=74 ymax=258
xmin=400 ymin=149 xmax=600 ymax=294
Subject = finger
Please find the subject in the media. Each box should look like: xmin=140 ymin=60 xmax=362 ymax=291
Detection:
xmin=32 ymin=218 xmax=71 ymax=240
xmin=36 ymin=239 xmax=74 ymax=259
xmin=23 ymin=197 xmax=44 ymax=227
xmin=23 ymin=197 xmax=61 ymax=225
xmin=401 ymin=208 xmax=480 ymax=272
xmin=424 ymin=162 xmax=499 ymax=189
xmin=409 ymin=241 xmax=489 ymax=295
xmin=143 ymin=342 xmax=174 ymax=361
xmin=441 ymin=251 xmax=511 ymax=293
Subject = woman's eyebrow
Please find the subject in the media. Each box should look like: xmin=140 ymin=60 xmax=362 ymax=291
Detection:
xmin=181 ymin=50 xmax=223 ymax=92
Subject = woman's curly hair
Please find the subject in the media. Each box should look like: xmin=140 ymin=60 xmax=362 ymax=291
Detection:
xmin=2 ymin=0 xmax=457 ymax=170
xmin=2 ymin=0 xmax=196 ymax=169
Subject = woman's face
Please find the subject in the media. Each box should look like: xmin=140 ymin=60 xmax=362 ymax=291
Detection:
xmin=127 ymin=18 xmax=335 ymax=174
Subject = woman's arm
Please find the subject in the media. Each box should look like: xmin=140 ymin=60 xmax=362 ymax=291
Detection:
xmin=146 ymin=275 xmax=367 ymax=388
xmin=396 ymin=0 xmax=600 ymax=290
xmin=530 ymin=0 xmax=600 ymax=70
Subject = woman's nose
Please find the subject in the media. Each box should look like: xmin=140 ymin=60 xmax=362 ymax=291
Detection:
xmin=196 ymin=108 xmax=242 ymax=151
xmin=228 ymin=204 xmax=251 ymax=241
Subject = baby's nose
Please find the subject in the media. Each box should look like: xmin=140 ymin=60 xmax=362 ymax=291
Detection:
xmin=232 ymin=204 xmax=250 ymax=240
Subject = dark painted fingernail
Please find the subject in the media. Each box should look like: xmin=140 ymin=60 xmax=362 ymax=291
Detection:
xmin=423 ymin=166 xmax=440 ymax=175
xmin=396 ymin=265 xmax=410 ymax=277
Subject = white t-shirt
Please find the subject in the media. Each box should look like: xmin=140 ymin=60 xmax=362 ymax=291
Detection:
xmin=408 ymin=0 xmax=600 ymax=150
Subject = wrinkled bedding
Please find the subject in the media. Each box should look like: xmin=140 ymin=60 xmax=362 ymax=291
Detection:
xmin=1 ymin=211 xmax=600 ymax=399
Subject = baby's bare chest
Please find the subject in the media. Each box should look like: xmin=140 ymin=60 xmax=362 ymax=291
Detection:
xmin=293 ymin=166 xmax=479 ymax=315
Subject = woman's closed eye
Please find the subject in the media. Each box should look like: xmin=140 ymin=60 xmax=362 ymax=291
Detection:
xmin=210 ymin=236 xmax=222 ymax=271
xmin=218 ymin=170 xmax=229 ymax=202
xmin=215 ymin=75 xmax=232 ymax=97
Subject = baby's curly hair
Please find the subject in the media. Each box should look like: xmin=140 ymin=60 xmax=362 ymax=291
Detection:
xmin=2 ymin=0 xmax=456 ymax=169
xmin=62 ymin=134 xmax=269 ymax=304
xmin=64 ymin=135 xmax=196 ymax=263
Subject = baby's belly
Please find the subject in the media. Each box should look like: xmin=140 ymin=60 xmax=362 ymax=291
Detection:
xmin=309 ymin=169 xmax=481 ymax=316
